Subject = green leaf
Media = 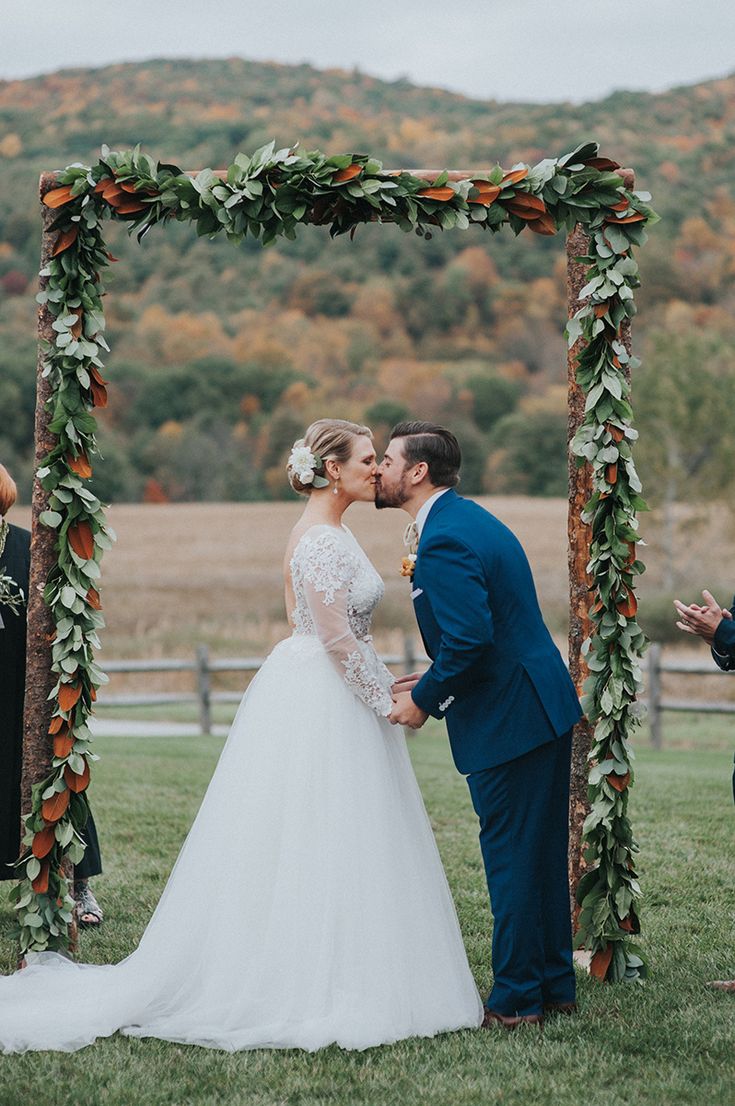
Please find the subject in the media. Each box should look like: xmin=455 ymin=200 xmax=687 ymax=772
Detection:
xmin=55 ymin=821 xmax=75 ymax=847
xmin=68 ymin=753 xmax=85 ymax=775
xmin=59 ymin=585 xmax=77 ymax=608
xmin=39 ymin=509 xmax=63 ymax=529
xmin=559 ymin=141 xmax=599 ymax=168
xmin=604 ymin=225 xmax=630 ymax=254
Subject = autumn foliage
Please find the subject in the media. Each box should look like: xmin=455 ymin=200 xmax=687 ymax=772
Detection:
xmin=3 ymin=59 xmax=731 ymax=511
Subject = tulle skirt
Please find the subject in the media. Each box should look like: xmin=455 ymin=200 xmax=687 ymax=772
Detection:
xmin=0 ymin=634 xmax=482 ymax=1053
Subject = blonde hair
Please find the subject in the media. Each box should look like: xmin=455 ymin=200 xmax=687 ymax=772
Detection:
xmin=288 ymin=418 xmax=372 ymax=496
xmin=0 ymin=464 xmax=17 ymax=516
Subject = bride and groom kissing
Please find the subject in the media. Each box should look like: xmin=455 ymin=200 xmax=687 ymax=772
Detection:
xmin=0 ymin=418 xmax=582 ymax=1055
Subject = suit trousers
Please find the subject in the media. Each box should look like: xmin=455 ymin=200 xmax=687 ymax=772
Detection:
xmin=466 ymin=729 xmax=575 ymax=1017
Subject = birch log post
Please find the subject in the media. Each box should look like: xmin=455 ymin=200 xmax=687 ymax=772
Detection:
xmin=22 ymin=176 xmax=59 ymax=814
xmin=566 ymin=223 xmax=595 ymax=902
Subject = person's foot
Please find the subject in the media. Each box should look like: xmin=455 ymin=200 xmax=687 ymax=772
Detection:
xmin=482 ymin=1007 xmax=544 ymax=1030
xmin=706 ymin=980 xmax=735 ymax=993
xmin=73 ymin=881 xmax=104 ymax=928
xmin=544 ymin=1001 xmax=578 ymax=1016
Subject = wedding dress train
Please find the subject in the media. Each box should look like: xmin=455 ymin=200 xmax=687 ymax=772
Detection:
xmin=0 ymin=524 xmax=482 ymax=1053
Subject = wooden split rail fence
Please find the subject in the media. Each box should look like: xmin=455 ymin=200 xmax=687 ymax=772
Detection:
xmin=98 ymin=638 xmax=423 ymax=737
xmin=96 ymin=640 xmax=735 ymax=743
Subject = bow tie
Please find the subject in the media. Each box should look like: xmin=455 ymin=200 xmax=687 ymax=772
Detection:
xmin=403 ymin=521 xmax=419 ymax=555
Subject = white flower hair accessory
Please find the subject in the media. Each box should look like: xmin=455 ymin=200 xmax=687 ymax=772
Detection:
xmin=288 ymin=444 xmax=330 ymax=488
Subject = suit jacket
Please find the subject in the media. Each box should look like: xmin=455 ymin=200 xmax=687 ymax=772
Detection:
xmin=712 ymin=596 xmax=735 ymax=671
xmin=409 ymin=490 xmax=582 ymax=773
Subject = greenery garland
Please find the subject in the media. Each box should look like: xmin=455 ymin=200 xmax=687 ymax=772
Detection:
xmin=12 ymin=141 xmax=657 ymax=979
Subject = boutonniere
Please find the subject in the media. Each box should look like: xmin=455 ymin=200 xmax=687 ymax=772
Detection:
xmin=401 ymin=520 xmax=419 ymax=578
xmin=400 ymin=553 xmax=417 ymax=578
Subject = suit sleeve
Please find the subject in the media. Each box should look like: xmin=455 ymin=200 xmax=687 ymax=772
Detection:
xmin=711 ymin=597 xmax=735 ymax=671
xmin=410 ymin=533 xmax=493 ymax=719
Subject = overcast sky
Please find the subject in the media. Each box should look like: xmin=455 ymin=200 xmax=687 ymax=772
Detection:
xmin=3 ymin=0 xmax=734 ymax=103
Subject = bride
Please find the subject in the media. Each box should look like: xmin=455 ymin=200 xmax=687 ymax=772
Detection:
xmin=0 ymin=418 xmax=483 ymax=1053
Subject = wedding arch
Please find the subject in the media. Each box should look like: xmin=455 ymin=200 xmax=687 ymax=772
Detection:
xmin=14 ymin=141 xmax=655 ymax=982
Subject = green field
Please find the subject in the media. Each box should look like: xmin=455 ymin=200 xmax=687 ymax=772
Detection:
xmin=1 ymin=719 xmax=733 ymax=1106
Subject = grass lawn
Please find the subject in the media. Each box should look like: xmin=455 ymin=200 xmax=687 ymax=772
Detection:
xmin=1 ymin=718 xmax=733 ymax=1106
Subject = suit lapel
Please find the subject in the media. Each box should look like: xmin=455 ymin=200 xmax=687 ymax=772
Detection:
xmin=412 ymin=491 xmax=459 ymax=652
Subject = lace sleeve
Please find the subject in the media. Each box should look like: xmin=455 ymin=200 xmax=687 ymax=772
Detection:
xmin=294 ymin=530 xmax=393 ymax=717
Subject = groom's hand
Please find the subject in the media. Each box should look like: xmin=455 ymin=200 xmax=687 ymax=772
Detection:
xmin=391 ymin=671 xmax=422 ymax=695
xmin=389 ymin=690 xmax=429 ymax=730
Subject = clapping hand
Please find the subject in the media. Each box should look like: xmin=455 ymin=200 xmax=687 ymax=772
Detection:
xmin=673 ymin=589 xmax=732 ymax=646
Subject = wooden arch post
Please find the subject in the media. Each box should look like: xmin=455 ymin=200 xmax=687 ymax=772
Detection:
xmin=22 ymin=182 xmax=63 ymax=817
xmin=566 ymin=220 xmax=596 ymax=890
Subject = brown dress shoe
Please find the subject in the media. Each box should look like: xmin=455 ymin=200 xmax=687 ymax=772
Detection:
xmin=544 ymin=1002 xmax=578 ymax=1016
xmin=482 ymin=1007 xmax=544 ymax=1030
xmin=706 ymin=980 xmax=735 ymax=993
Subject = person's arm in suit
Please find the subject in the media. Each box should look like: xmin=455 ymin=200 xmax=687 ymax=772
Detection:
xmin=712 ymin=598 xmax=735 ymax=672
xmin=410 ymin=533 xmax=494 ymax=719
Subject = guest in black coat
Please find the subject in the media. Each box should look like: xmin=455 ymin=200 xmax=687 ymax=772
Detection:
xmin=0 ymin=464 xmax=105 ymax=927
xmin=673 ymin=586 xmax=734 ymax=993
xmin=0 ymin=476 xmax=29 ymax=883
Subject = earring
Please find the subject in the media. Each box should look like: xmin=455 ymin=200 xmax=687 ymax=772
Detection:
xmin=333 ymin=480 xmax=339 ymax=496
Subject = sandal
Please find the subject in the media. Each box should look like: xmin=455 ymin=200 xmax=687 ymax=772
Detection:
xmin=73 ymin=882 xmax=104 ymax=928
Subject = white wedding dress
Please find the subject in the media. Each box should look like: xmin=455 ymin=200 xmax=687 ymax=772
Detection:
xmin=0 ymin=523 xmax=482 ymax=1053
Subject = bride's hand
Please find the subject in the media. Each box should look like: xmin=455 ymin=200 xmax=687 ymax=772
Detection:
xmin=391 ymin=671 xmax=422 ymax=695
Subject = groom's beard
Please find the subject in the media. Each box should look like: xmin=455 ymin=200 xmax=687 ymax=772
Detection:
xmin=374 ymin=475 xmax=410 ymax=510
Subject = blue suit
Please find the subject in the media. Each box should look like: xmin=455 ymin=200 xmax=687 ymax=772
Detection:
xmin=409 ymin=490 xmax=582 ymax=1016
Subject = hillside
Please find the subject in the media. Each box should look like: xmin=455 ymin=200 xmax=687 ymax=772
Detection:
xmin=1 ymin=58 xmax=734 ymax=504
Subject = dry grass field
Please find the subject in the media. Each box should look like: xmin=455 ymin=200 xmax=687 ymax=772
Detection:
xmin=11 ymin=496 xmax=735 ymax=707
xmin=13 ymin=496 xmax=576 ymax=657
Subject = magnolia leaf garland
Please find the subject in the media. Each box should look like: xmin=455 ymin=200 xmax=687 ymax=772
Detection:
xmin=568 ymin=244 xmax=651 ymax=983
xmin=15 ymin=141 xmax=657 ymax=974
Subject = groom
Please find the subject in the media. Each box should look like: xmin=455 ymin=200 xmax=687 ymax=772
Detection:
xmin=376 ymin=421 xmax=582 ymax=1029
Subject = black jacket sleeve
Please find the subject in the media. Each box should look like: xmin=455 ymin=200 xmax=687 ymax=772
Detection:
xmin=711 ymin=597 xmax=735 ymax=671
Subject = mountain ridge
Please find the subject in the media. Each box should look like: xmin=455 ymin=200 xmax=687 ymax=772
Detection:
xmin=2 ymin=55 xmax=735 ymax=112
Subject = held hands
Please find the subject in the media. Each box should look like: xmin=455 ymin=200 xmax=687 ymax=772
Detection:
xmin=673 ymin=589 xmax=732 ymax=646
xmin=391 ymin=671 xmax=423 ymax=694
xmin=388 ymin=680 xmax=429 ymax=730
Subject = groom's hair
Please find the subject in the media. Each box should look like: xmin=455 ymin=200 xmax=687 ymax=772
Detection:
xmin=389 ymin=421 xmax=461 ymax=488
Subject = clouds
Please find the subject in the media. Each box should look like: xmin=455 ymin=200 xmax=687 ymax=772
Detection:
xmin=3 ymin=0 xmax=734 ymax=103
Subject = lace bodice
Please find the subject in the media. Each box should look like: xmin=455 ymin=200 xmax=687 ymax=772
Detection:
xmin=289 ymin=525 xmax=394 ymax=716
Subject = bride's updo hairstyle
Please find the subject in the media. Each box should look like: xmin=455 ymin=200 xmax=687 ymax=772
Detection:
xmin=288 ymin=419 xmax=372 ymax=496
